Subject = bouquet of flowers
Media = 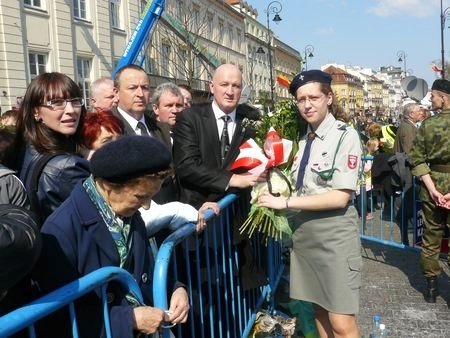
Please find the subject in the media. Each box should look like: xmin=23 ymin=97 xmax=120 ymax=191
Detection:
xmin=232 ymin=101 xmax=305 ymax=243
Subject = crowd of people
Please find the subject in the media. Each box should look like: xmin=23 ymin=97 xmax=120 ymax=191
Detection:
xmin=0 ymin=64 xmax=448 ymax=338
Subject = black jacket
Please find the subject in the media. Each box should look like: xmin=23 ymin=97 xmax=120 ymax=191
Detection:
xmin=19 ymin=144 xmax=90 ymax=222
xmin=172 ymin=103 xmax=256 ymax=208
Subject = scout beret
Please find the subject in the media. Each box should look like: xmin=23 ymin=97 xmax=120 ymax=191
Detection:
xmin=90 ymin=135 xmax=171 ymax=183
xmin=431 ymin=79 xmax=450 ymax=94
xmin=289 ymin=70 xmax=332 ymax=96
xmin=0 ymin=206 xmax=41 ymax=291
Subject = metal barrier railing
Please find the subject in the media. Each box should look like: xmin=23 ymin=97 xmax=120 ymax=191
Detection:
xmin=153 ymin=193 xmax=285 ymax=338
xmin=356 ymin=155 xmax=422 ymax=249
xmin=0 ymin=267 xmax=144 ymax=338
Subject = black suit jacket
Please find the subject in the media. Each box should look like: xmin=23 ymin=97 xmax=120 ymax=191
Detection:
xmin=111 ymin=106 xmax=172 ymax=148
xmin=111 ymin=107 xmax=177 ymax=203
xmin=172 ymin=102 xmax=255 ymax=208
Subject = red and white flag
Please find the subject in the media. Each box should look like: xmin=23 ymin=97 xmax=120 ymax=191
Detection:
xmin=431 ymin=63 xmax=442 ymax=73
xmin=230 ymin=127 xmax=293 ymax=175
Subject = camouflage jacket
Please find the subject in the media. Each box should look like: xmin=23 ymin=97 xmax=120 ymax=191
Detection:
xmin=409 ymin=109 xmax=450 ymax=196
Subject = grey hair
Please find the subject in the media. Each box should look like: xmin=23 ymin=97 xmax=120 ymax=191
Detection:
xmin=151 ymin=82 xmax=183 ymax=106
xmin=91 ymin=77 xmax=114 ymax=96
xmin=402 ymin=102 xmax=420 ymax=117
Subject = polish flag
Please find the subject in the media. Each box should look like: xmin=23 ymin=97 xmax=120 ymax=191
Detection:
xmin=431 ymin=63 xmax=442 ymax=73
xmin=230 ymin=128 xmax=293 ymax=175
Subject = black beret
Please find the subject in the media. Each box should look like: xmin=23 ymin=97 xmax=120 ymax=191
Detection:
xmin=0 ymin=206 xmax=41 ymax=291
xmin=431 ymin=79 xmax=450 ymax=94
xmin=90 ymin=135 xmax=171 ymax=183
xmin=289 ymin=70 xmax=332 ymax=96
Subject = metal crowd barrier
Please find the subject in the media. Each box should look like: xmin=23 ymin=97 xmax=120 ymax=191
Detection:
xmin=153 ymin=193 xmax=285 ymax=338
xmin=0 ymin=193 xmax=284 ymax=338
xmin=0 ymin=267 xmax=144 ymax=338
xmin=356 ymin=155 xmax=422 ymax=249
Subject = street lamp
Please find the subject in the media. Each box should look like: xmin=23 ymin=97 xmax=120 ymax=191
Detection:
xmin=397 ymin=50 xmax=407 ymax=77
xmin=440 ymin=0 xmax=450 ymax=79
xmin=265 ymin=1 xmax=282 ymax=112
xmin=303 ymin=45 xmax=314 ymax=71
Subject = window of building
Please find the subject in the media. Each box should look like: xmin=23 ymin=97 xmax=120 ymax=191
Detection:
xmin=175 ymin=1 xmax=184 ymax=21
xmin=236 ymin=29 xmax=242 ymax=51
xmin=73 ymin=0 xmax=87 ymax=20
xmin=161 ymin=43 xmax=171 ymax=77
xmin=192 ymin=5 xmax=200 ymax=31
xmin=24 ymin=0 xmax=43 ymax=8
xmin=110 ymin=0 xmax=121 ymax=29
xmin=227 ymin=25 xmax=233 ymax=48
xmin=193 ymin=55 xmax=201 ymax=78
xmin=206 ymin=14 xmax=213 ymax=37
xmin=140 ymin=0 xmax=148 ymax=13
xmin=218 ymin=20 xmax=224 ymax=44
xmin=76 ymin=57 xmax=91 ymax=105
xmin=28 ymin=52 xmax=47 ymax=79
xmin=177 ymin=49 xmax=186 ymax=79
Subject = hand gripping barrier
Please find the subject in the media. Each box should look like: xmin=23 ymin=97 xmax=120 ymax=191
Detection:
xmin=153 ymin=193 xmax=285 ymax=338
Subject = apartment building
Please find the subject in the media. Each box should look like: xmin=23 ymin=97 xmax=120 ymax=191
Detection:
xmin=0 ymin=0 xmax=139 ymax=111
xmin=323 ymin=65 xmax=364 ymax=116
xmin=0 ymin=0 xmax=300 ymax=112
xmin=228 ymin=0 xmax=300 ymax=105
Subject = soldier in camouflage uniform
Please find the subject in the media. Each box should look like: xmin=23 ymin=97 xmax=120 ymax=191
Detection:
xmin=409 ymin=79 xmax=450 ymax=303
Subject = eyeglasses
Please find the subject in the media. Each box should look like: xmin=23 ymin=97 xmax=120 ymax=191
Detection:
xmin=296 ymin=95 xmax=324 ymax=106
xmin=43 ymin=98 xmax=84 ymax=110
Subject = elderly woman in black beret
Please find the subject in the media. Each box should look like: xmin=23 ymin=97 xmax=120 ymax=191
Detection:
xmin=258 ymin=70 xmax=362 ymax=338
xmin=32 ymin=135 xmax=190 ymax=338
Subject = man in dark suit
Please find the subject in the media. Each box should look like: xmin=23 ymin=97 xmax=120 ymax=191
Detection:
xmin=112 ymin=64 xmax=171 ymax=148
xmin=173 ymin=63 xmax=262 ymax=208
xmin=172 ymin=64 xmax=266 ymax=307
xmin=112 ymin=64 xmax=175 ymax=203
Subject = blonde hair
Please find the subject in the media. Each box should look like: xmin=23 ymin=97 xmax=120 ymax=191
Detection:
xmin=365 ymin=137 xmax=379 ymax=155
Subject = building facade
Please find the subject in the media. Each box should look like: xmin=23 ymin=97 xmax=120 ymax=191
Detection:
xmin=0 ymin=0 xmax=301 ymax=112
xmin=323 ymin=65 xmax=364 ymax=116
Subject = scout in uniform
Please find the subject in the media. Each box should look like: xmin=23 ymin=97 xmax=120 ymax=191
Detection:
xmin=409 ymin=78 xmax=450 ymax=303
xmin=258 ymin=70 xmax=362 ymax=338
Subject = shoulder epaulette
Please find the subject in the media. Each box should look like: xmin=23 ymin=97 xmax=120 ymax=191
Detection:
xmin=337 ymin=122 xmax=349 ymax=131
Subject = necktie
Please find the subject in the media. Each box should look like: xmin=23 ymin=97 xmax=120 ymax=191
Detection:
xmin=220 ymin=115 xmax=231 ymax=162
xmin=296 ymin=132 xmax=316 ymax=190
xmin=136 ymin=121 xmax=149 ymax=136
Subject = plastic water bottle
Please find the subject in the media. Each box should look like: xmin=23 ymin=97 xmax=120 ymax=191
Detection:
xmin=369 ymin=313 xmax=381 ymax=338
xmin=379 ymin=323 xmax=386 ymax=337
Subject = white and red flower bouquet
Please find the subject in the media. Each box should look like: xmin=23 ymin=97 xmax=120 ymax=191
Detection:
xmin=231 ymin=128 xmax=294 ymax=243
xmin=231 ymin=101 xmax=306 ymax=243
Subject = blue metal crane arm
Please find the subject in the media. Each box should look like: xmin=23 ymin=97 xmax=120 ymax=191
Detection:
xmin=114 ymin=0 xmax=166 ymax=75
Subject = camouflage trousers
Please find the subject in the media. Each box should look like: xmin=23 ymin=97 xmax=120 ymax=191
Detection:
xmin=419 ymin=173 xmax=450 ymax=277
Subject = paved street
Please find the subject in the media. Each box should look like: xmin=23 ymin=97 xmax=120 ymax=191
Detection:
xmin=358 ymin=239 xmax=450 ymax=338
xmin=277 ymin=239 xmax=450 ymax=338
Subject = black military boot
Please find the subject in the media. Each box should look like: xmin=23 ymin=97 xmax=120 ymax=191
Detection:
xmin=424 ymin=277 xmax=439 ymax=303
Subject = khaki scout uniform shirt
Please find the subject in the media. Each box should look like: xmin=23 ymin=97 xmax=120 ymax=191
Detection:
xmin=292 ymin=113 xmax=362 ymax=196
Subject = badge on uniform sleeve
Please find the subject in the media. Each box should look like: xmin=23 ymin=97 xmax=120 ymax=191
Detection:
xmin=347 ymin=155 xmax=358 ymax=169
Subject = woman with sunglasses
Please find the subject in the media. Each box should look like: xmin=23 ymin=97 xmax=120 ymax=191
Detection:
xmin=12 ymin=72 xmax=90 ymax=222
